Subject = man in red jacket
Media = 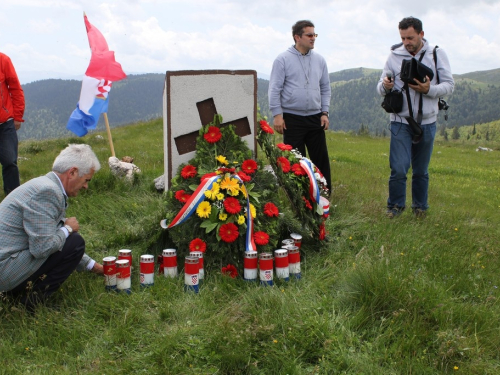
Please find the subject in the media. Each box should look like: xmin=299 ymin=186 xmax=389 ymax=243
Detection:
xmin=0 ymin=52 xmax=25 ymax=196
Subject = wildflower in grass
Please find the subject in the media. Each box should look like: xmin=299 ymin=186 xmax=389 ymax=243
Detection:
xmin=273 ymin=339 xmax=278 ymax=344
xmin=219 ymin=223 xmax=239 ymax=243
xmin=189 ymin=238 xmax=207 ymax=253
xmin=181 ymin=164 xmax=197 ymax=179
xmin=254 ymin=231 xmax=270 ymax=246
xmin=319 ymin=223 xmax=326 ymax=240
xmin=241 ymin=159 xmax=258 ymax=174
xmin=453 ymin=366 xmax=459 ymax=370
xmin=259 ymin=119 xmax=274 ymax=134
xmin=223 ymin=197 xmax=241 ymax=214
xmin=204 ymin=126 xmax=222 ymax=143
xmin=222 ymin=264 xmax=238 ymax=278
xmin=216 ymin=155 xmax=229 ymax=165
xmin=196 ymin=201 xmax=211 ymax=218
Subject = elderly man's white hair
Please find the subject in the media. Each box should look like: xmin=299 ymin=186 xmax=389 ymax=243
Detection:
xmin=52 ymin=144 xmax=101 ymax=176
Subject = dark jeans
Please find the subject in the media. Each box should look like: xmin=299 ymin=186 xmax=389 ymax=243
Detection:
xmin=388 ymin=121 xmax=437 ymax=211
xmin=8 ymin=233 xmax=85 ymax=309
xmin=0 ymin=119 xmax=20 ymax=195
xmin=283 ymin=112 xmax=332 ymax=194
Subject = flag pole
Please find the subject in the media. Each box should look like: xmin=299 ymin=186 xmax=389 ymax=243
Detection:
xmin=103 ymin=113 xmax=116 ymax=157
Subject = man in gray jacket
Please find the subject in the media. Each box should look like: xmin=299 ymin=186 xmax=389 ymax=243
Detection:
xmin=377 ymin=17 xmax=454 ymax=218
xmin=0 ymin=144 xmax=103 ymax=310
xmin=269 ymin=20 xmax=332 ymax=194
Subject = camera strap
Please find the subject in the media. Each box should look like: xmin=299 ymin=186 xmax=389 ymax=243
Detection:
xmin=404 ymin=50 xmax=426 ymax=124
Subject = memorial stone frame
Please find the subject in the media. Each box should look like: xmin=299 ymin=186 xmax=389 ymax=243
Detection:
xmin=163 ymin=70 xmax=258 ymax=190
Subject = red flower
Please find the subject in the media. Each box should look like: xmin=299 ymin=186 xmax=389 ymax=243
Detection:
xmin=181 ymin=165 xmax=197 ymax=179
xmin=189 ymin=238 xmax=207 ymax=253
xmin=204 ymin=126 xmax=222 ymax=143
xmin=174 ymin=189 xmax=191 ymax=203
xmin=223 ymin=197 xmax=241 ymax=214
xmin=302 ymin=196 xmax=312 ymax=210
xmin=219 ymin=223 xmax=239 ymax=243
xmin=277 ymin=143 xmax=293 ymax=151
xmin=241 ymin=159 xmax=258 ymax=174
xmin=259 ymin=119 xmax=274 ymax=134
xmin=263 ymin=202 xmax=279 ymax=217
xmin=277 ymin=157 xmax=291 ymax=173
xmin=237 ymin=171 xmax=251 ymax=182
xmin=254 ymin=231 xmax=270 ymax=246
xmin=291 ymin=163 xmax=306 ymax=176
xmin=319 ymin=223 xmax=326 ymax=241
xmin=222 ymin=264 xmax=238 ymax=278
xmin=218 ymin=167 xmax=236 ymax=174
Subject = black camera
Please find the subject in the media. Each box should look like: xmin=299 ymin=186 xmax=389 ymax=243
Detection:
xmin=438 ymin=98 xmax=449 ymax=111
xmin=400 ymin=58 xmax=434 ymax=85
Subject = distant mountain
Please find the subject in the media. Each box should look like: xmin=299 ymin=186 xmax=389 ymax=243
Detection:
xmin=18 ymin=68 xmax=500 ymax=140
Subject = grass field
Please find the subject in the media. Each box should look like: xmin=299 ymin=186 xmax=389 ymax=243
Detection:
xmin=1 ymin=118 xmax=499 ymax=374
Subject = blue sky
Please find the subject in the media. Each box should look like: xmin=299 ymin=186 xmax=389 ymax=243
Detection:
xmin=2 ymin=0 xmax=500 ymax=83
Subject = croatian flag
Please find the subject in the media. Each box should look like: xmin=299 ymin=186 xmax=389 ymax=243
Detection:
xmin=67 ymin=14 xmax=127 ymax=137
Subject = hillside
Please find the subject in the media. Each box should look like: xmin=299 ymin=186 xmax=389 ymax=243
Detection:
xmin=19 ymin=67 xmax=500 ymax=140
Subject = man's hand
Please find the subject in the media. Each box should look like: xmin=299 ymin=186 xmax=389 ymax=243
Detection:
xmin=321 ymin=114 xmax=329 ymax=130
xmin=91 ymin=262 xmax=104 ymax=275
xmin=14 ymin=121 xmax=21 ymax=131
xmin=273 ymin=114 xmax=286 ymax=134
xmin=64 ymin=217 xmax=79 ymax=233
xmin=409 ymin=76 xmax=430 ymax=94
xmin=383 ymin=76 xmax=394 ymax=91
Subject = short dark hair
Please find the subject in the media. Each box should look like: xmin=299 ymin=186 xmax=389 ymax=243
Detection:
xmin=292 ymin=20 xmax=314 ymax=40
xmin=399 ymin=17 xmax=423 ymax=34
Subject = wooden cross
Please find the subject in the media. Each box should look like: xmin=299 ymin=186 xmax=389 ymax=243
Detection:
xmin=174 ymin=98 xmax=251 ymax=155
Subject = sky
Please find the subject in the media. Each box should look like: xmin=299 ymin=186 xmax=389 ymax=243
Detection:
xmin=2 ymin=0 xmax=500 ymax=84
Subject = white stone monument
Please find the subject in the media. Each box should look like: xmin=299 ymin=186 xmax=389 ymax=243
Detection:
xmin=162 ymin=70 xmax=257 ymax=190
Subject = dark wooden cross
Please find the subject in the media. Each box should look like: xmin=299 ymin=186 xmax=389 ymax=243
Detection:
xmin=174 ymin=98 xmax=251 ymax=155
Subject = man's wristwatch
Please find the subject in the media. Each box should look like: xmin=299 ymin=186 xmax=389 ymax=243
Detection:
xmin=321 ymin=111 xmax=329 ymax=117
xmin=64 ymin=224 xmax=73 ymax=235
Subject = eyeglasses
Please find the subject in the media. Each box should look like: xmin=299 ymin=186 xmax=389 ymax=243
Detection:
xmin=303 ymin=33 xmax=318 ymax=38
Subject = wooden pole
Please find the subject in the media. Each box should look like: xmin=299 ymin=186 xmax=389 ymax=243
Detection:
xmin=103 ymin=113 xmax=116 ymax=157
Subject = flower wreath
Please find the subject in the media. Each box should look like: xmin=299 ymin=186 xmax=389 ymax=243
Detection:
xmin=163 ymin=115 xmax=282 ymax=270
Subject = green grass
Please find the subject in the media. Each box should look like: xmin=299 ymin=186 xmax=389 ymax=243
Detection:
xmin=1 ymin=119 xmax=500 ymax=374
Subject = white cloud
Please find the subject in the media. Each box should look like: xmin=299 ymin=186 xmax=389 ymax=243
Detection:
xmin=2 ymin=0 xmax=500 ymax=83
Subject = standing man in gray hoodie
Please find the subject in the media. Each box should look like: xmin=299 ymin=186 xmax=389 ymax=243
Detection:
xmin=377 ymin=17 xmax=454 ymax=218
xmin=269 ymin=20 xmax=332 ymax=194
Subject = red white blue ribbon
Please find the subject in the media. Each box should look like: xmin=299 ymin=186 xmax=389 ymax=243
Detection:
xmin=168 ymin=175 xmax=221 ymax=228
xmin=300 ymin=158 xmax=320 ymax=204
xmin=233 ymin=175 xmax=257 ymax=252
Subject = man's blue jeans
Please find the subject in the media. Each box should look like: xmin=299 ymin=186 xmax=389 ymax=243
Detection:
xmin=388 ymin=121 xmax=436 ymax=212
xmin=0 ymin=119 xmax=20 ymax=195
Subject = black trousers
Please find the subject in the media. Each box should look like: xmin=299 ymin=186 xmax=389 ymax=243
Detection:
xmin=9 ymin=233 xmax=85 ymax=308
xmin=283 ymin=112 xmax=332 ymax=194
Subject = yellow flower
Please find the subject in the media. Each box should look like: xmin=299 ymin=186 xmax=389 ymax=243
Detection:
xmin=237 ymin=215 xmax=245 ymax=225
xmin=216 ymin=193 xmax=225 ymax=201
xmin=216 ymin=155 xmax=229 ymax=165
xmin=453 ymin=366 xmax=459 ymax=370
xmin=249 ymin=203 xmax=256 ymax=219
xmin=196 ymin=201 xmax=211 ymax=218
xmin=273 ymin=339 xmax=278 ymax=344
xmin=219 ymin=213 xmax=228 ymax=221
xmin=220 ymin=176 xmax=240 ymax=196
xmin=204 ymin=182 xmax=220 ymax=200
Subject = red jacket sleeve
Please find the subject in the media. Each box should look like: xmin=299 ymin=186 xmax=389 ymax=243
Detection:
xmin=2 ymin=55 xmax=25 ymax=122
